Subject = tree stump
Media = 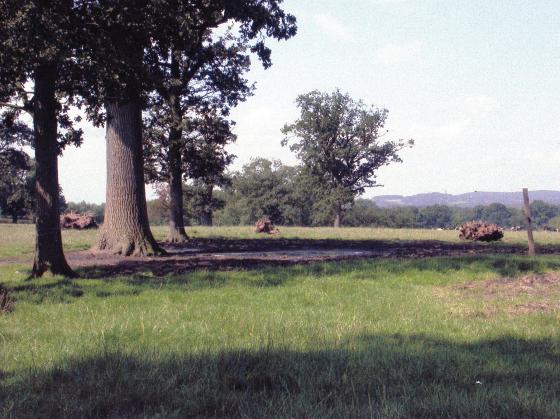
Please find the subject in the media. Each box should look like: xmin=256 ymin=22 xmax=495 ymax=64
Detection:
xmin=255 ymin=217 xmax=279 ymax=234
xmin=459 ymin=221 xmax=503 ymax=242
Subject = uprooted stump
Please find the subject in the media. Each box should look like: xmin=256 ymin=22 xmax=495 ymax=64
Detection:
xmin=60 ymin=212 xmax=98 ymax=230
xmin=0 ymin=286 xmax=13 ymax=314
xmin=255 ymin=217 xmax=279 ymax=234
xmin=459 ymin=221 xmax=504 ymax=242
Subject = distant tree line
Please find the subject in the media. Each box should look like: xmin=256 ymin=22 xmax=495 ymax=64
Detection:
xmin=141 ymin=158 xmax=560 ymax=229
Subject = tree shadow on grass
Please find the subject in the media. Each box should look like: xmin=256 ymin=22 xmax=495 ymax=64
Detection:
xmin=6 ymin=255 xmax=560 ymax=306
xmin=2 ymin=334 xmax=560 ymax=418
xmin=183 ymin=236 xmax=560 ymax=256
xmin=69 ymin=236 xmax=560 ymax=281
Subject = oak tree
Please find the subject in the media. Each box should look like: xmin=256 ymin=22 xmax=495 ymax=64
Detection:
xmin=143 ymin=1 xmax=296 ymax=242
xmin=282 ymin=90 xmax=413 ymax=227
xmin=79 ymin=0 xmax=296 ymax=253
xmin=0 ymin=1 xmax=83 ymax=277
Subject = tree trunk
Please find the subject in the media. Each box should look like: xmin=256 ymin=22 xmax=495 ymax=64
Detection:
xmin=200 ymin=212 xmax=213 ymax=226
xmin=199 ymin=184 xmax=213 ymax=226
xmin=96 ymin=101 xmax=163 ymax=256
xmin=165 ymin=53 xmax=189 ymax=243
xmin=31 ymin=64 xmax=76 ymax=278
xmin=333 ymin=203 xmax=342 ymax=228
xmin=11 ymin=214 xmax=17 ymax=224
xmin=167 ymin=137 xmax=189 ymax=243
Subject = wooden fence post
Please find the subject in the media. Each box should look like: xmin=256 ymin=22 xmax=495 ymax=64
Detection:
xmin=522 ymin=188 xmax=536 ymax=256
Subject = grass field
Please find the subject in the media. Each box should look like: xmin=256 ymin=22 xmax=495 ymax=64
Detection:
xmin=2 ymin=225 xmax=560 ymax=417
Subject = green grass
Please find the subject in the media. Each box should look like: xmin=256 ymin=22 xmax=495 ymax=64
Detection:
xmin=2 ymin=223 xmax=560 ymax=259
xmin=2 ymin=254 xmax=560 ymax=417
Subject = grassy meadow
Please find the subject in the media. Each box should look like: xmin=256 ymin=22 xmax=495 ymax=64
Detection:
xmin=2 ymin=224 xmax=560 ymax=417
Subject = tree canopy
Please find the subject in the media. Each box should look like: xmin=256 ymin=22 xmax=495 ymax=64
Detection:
xmin=282 ymin=90 xmax=413 ymax=227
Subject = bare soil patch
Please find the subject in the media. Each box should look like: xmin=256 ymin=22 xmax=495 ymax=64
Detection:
xmin=3 ymin=238 xmax=560 ymax=278
xmin=454 ymin=272 xmax=560 ymax=315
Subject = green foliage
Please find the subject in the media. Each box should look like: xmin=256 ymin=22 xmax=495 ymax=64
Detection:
xmin=0 ymin=2 xmax=83 ymax=149
xmin=282 ymin=90 xmax=413 ymax=225
xmin=213 ymin=158 xmax=560 ymax=229
xmin=473 ymin=203 xmax=513 ymax=226
xmin=0 ymin=115 xmax=34 ymax=222
xmin=419 ymin=205 xmax=454 ymax=228
xmin=184 ymin=181 xmax=227 ymax=226
xmin=530 ymin=200 xmax=560 ymax=227
xmin=77 ymin=0 xmax=297 ymax=131
xmin=548 ymin=216 xmax=560 ymax=230
xmin=216 ymin=159 xmax=313 ymax=226
xmin=344 ymin=200 xmax=421 ymax=228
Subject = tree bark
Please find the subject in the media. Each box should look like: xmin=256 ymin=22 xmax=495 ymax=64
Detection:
xmin=12 ymin=214 xmax=17 ymax=224
xmin=31 ymin=64 xmax=76 ymax=277
xmin=199 ymin=212 xmax=211 ymax=226
xmin=165 ymin=52 xmax=189 ymax=243
xmin=199 ymin=184 xmax=213 ymax=226
xmin=167 ymin=136 xmax=189 ymax=243
xmin=333 ymin=203 xmax=342 ymax=228
xmin=96 ymin=101 xmax=163 ymax=256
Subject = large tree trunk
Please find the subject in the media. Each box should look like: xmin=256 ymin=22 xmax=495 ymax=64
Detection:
xmin=333 ymin=203 xmax=342 ymax=228
xmin=31 ymin=64 xmax=76 ymax=277
xmin=96 ymin=101 xmax=163 ymax=256
xmin=11 ymin=214 xmax=17 ymax=224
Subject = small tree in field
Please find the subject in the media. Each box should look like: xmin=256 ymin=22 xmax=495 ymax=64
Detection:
xmin=282 ymin=90 xmax=413 ymax=227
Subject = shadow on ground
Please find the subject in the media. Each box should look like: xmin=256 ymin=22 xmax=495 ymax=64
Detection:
xmin=2 ymin=333 xmax=560 ymax=417
xmin=57 ymin=237 xmax=560 ymax=280
xmin=6 ymin=255 xmax=560 ymax=305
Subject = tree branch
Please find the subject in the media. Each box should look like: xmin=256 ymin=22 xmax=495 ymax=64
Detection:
xmin=0 ymin=102 xmax=33 ymax=113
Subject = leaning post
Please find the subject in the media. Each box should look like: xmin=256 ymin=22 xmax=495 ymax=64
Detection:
xmin=522 ymin=188 xmax=536 ymax=256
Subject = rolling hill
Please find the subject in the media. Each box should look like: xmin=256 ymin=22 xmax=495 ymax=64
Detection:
xmin=371 ymin=190 xmax=560 ymax=208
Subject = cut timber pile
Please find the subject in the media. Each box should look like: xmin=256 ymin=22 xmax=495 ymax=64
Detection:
xmin=459 ymin=221 xmax=503 ymax=242
xmin=60 ymin=212 xmax=98 ymax=230
xmin=255 ymin=217 xmax=279 ymax=234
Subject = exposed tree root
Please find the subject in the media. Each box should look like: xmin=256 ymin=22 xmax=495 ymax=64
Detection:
xmin=166 ymin=227 xmax=189 ymax=244
xmin=96 ymin=231 xmax=166 ymax=257
xmin=31 ymin=256 xmax=78 ymax=278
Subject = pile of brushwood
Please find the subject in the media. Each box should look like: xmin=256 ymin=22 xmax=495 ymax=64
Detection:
xmin=255 ymin=217 xmax=279 ymax=234
xmin=0 ymin=285 xmax=13 ymax=314
xmin=60 ymin=212 xmax=98 ymax=229
xmin=459 ymin=221 xmax=504 ymax=242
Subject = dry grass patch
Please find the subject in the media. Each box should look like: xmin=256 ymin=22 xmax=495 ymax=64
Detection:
xmin=445 ymin=273 xmax=560 ymax=316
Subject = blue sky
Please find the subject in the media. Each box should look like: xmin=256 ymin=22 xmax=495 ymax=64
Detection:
xmin=59 ymin=0 xmax=560 ymax=203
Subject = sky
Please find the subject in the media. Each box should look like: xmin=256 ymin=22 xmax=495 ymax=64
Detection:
xmin=58 ymin=0 xmax=560 ymax=204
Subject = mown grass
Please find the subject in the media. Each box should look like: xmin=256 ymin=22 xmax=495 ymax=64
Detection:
xmin=2 ymin=255 xmax=560 ymax=417
xmin=2 ymin=223 xmax=560 ymax=259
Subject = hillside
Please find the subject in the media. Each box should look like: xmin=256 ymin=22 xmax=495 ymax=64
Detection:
xmin=371 ymin=190 xmax=560 ymax=208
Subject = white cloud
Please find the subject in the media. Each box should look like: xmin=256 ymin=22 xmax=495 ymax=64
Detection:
xmin=374 ymin=41 xmax=422 ymax=65
xmin=313 ymin=14 xmax=349 ymax=37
